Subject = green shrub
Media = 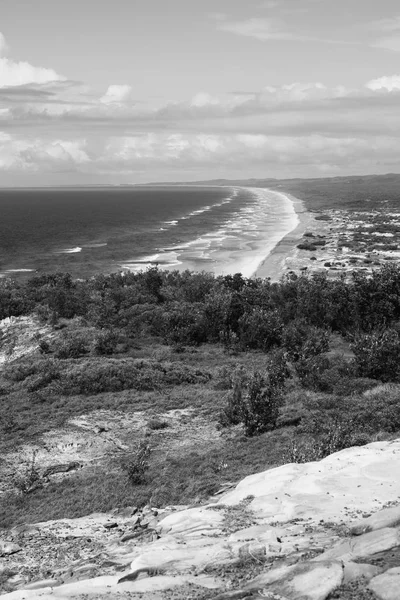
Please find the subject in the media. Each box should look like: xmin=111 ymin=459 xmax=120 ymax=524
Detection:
xmin=47 ymin=358 xmax=212 ymax=396
xmin=93 ymin=329 xmax=119 ymax=355
xmin=297 ymin=242 xmax=317 ymax=251
xmin=219 ymin=380 xmax=244 ymax=429
xmin=120 ymin=441 xmax=151 ymax=485
xmin=241 ymin=372 xmax=282 ymax=436
xmin=282 ymin=319 xmax=330 ymax=362
xmin=54 ymin=333 xmax=88 ymax=359
xmin=147 ymin=418 xmax=169 ymax=430
xmin=238 ymin=309 xmax=283 ymax=352
xmin=351 ymin=328 xmax=400 ymax=381
xmin=13 ymin=452 xmax=42 ymax=495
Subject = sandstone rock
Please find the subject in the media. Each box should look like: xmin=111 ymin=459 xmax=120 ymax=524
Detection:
xmin=23 ymin=579 xmax=61 ymax=590
xmin=103 ymin=522 xmax=118 ymax=530
xmin=158 ymin=506 xmax=224 ymax=537
xmin=1 ymin=574 xmax=221 ymax=598
xmin=243 ymin=560 xmax=344 ymax=600
xmin=218 ymin=440 xmax=400 ymax=525
xmin=351 ymin=506 xmax=400 ymax=536
xmin=126 ymin=515 xmax=141 ymax=528
xmin=343 ymin=561 xmax=382 ymax=583
xmin=140 ymin=517 xmax=158 ymax=530
xmin=369 ymin=567 xmax=400 ymax=600
xmin=316 ymin=527 xmax=400 ymax=562
xmin=10 ymin=525 xmax=40 ymax=537
xmin=120 ymin=531 xmax=143 ymax=543
xmin=0 ymin=541 xmax=22 ymax=557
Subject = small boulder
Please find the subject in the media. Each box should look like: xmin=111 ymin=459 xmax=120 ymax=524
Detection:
xmin=0 ymin=541 xmax=22 ymax=556
xmin=351 ymin=506 xmax=400 ymax=536
xmin=343 ymin=561 xmax=382 ymax=584
xmin=103 ymin=522 xmax=118 ymax=530
xmin=369 ymin=567 xmax=400 ymax=600
xmin=316 ymin=527 xmax=400 ymax=562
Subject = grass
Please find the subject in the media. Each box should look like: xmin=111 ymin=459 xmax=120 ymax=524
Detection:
xmin=1 ymin=323 xmax=400 ymax=531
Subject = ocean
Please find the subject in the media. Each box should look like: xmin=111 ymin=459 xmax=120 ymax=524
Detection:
xmin=0 ymin=186 xmax=298 ymax=280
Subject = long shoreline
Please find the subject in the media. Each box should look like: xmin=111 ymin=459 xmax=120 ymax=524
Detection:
xmin=253 ymin=191 xmax=316 ymax=281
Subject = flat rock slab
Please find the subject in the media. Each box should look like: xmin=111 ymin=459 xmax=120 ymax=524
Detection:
xmin=351 ymin=505 xmax=400 ymax=536
xmin=343 ymin=561 xmax=382 ymax=584
xmin=5 ymin=439 xmax=400 ymax=599
xmin=369 ymin=567 xmax=400 ymax=600
xmin=219 ymin=440 xmax=400 ymax=525
xmin=2 ymin=574 xmax=220 ymax=599
xmin=243 ymin=560 xmax=344 ymax=600
xmin=316 ymin=527 xmax=400 ymax=562
xmin=157 ymin=506 xmax=224 ymax=536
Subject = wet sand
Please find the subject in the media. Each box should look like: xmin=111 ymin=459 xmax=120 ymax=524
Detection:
xmin=254 ymin=193 xmax=318 ymax=281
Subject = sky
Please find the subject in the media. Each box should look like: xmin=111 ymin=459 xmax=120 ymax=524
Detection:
xmin=2 ymin=0 xmax=400 ymax=185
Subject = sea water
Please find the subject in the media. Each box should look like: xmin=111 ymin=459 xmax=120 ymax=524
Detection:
xmin=0 ymin=186 xmax=297 ymax=279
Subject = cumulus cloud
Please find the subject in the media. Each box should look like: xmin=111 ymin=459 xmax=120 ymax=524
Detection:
xmin=190 ymin=92 xmax=220 ymax=107
xmin=0 ymin=136 xmax=89 ymax=172
xmin=0 ymin=59 xmax=66 ymax=87
xmin=100 ymin=84 xmax=133 ymax=105
xmin=366 ymin=75 xmax=400 ymax=91
xmin=3 ymin=46 xmax=400 ymax=183
xmin=0 ymin=32 xmax=65 ymax=87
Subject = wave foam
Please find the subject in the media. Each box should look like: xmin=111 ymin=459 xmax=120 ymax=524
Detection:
xmin=55 ymin=247 xmax=82 ymax=254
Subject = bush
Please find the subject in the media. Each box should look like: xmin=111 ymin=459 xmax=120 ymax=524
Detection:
xmin=161 ymin=303 xmax=206 ymax=346
xmin=54 ymin=333 xmax=88 ymax=359
xmin=282 ymin=319 xmax=330 ymax=362
xmin=219 ymin=380 xmax=245 ymax=429
xmin=93 ymin=329 xmax=119 ymax=355
xmin=238 ymin=309 xmax=283 ymax=352
xmin=120 ymin=441 xmax=151 ymax=485
xmin=351 ymin=328 xmax=400 ymax=381
xmin=295 ymin=355 xmax=360 ymax=394
xmin=48 ymin=358 xmax=212 ymax=396
xmin=13 ymin=452 xmax=42 ymax=494
xmin=147 ymin=418 xmax=169 ymax=430
xmin=297 ymin=242 xmax=317 ymax=251
xmin=241 ymin=372 xmax=282 ymax=436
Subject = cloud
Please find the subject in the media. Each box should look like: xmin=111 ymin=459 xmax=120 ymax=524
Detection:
xmin=216 ymin=17 xmax=352 ymax=45
xmin=367 ymin=15 xmax=400 ymax=52
xmin=190 ymin=92 xmax=220 ymax=107
xmin=0 ymin=33 xmax=9 ymax=57
xmin=100 ymin=84 xmax=133 ymax=105
xmin=217 ymin=17 xmax=296 ymax=41
xmin=373 ymin=37 xmax=400 ymax=52
xmin=366 ymin=75 xmax=400 ymax=91
xmin=0 ymin=32 xmax=65 ymax=87
xmin=0 ymin=136 xmax=89 ymax=172
xmin=2 ymin=26 xmax=400 ymax=184
xmin=369 ymin=15 xmax=400 ymax=32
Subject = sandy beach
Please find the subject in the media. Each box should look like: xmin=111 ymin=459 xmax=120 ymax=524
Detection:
xmin=254 ymin=192 xmax=317 ymax=281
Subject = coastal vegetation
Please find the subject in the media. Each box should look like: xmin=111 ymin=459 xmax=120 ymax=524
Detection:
xmin=1 ymin=264 xmax=400 ymax=528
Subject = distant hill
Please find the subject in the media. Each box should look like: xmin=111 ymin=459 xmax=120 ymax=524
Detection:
xmin=147 ymin=173 xmax=400 ymax=212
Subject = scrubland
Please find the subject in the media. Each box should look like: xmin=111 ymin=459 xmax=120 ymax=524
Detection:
xmin=1 ymin=265 xmax=400 ymax=531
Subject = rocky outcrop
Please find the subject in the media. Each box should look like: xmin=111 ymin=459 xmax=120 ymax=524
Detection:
xmin=0 ymin=316 xmax=51 ymax=366
xmin=2 ymin=439 xmax=400 ymax=599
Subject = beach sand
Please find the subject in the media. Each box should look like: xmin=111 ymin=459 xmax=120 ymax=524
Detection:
xmin=254 ymin=193 xmax=317 ymax=281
